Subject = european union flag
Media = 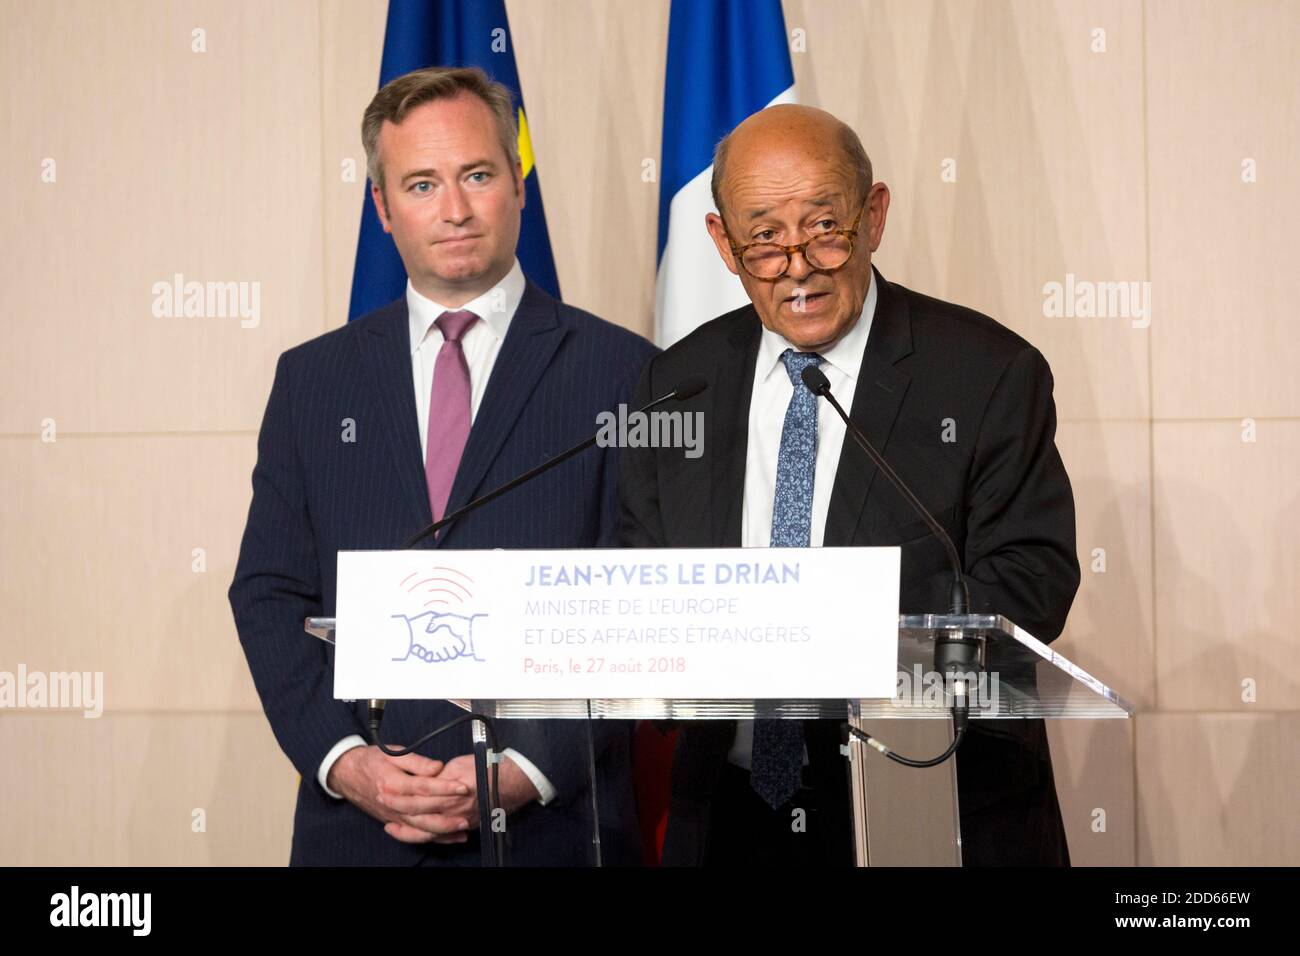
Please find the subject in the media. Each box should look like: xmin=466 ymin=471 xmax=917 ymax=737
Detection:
xmin=347 ymin=0 xmax=561 ymax=321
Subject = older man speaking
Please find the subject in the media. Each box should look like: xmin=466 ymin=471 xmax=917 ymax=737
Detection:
xmin=621 ymin=105 xmax=1080 ymax=866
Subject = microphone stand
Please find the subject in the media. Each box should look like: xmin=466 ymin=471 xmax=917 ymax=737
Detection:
xmin=370 ymin=378 xmax=708 ymax=865
xmin=800 ymin=366 xmax=978 ymax=768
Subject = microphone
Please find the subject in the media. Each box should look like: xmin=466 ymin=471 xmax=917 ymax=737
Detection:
xmin=800 ymin=365 xmax=970 ymax=616
xmin=369 ymin=376 xmax=709 ymax=822
xmin=802 ymin=364 xmax=978 ymax=769
xmin=403 ymin=376 xmax=707 ymax=548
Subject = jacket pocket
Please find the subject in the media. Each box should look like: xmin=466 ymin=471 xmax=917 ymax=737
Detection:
xmin=869 ymin=503 xmax=957 ymax=546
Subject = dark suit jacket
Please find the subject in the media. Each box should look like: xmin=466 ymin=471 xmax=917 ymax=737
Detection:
xmin=619 ymin=267 xmax=1080 ymax=866
xmin=230 ymin=280 xmax=657 ymax=866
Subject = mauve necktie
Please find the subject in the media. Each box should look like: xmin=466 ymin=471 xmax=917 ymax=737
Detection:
xmin=424 ymin=309 xmax=479 ymax=524
xmin=750 ymin=348 xmax=824 ymax=810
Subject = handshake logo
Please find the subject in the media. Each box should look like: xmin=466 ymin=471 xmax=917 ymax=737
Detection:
xmin=391 ymin=611 xmax=487 ymax=664
xmin=390 ymin=567 xmax=488 ymax=665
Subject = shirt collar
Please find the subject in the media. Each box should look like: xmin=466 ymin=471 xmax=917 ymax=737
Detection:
xmin=756 ymin=269 xmax=879 ymax=384
xmin=406 ymin=258 xmax=525 ymax=354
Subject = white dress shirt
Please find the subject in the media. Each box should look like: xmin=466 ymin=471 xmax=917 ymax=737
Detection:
xmin=727 ymin=273 xmax=878 ymax=768
xmin=318 ymin=260 xmax=558 ymax=805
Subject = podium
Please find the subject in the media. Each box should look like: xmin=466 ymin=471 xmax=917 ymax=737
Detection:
xmin=307 ymin=611 xmax=1131 ymax=866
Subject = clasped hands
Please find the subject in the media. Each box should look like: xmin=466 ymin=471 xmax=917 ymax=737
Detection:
xmin=328 ymin=746 xmax=540 ymax=844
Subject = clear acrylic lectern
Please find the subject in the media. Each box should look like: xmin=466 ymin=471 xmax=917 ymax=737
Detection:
xmin=307 ymin=612 xmax=1132 ymax=866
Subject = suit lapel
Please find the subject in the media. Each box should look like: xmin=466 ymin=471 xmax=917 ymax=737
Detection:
xmin=709 ymin=313 xmax=761 ymax=547
xmin=823 ymin=268 xmax=914 ymax=547
xmin=355 ymin=300 xmax=433 ymax=540
xmin=435 ymin=281 xmax=567 ymax=546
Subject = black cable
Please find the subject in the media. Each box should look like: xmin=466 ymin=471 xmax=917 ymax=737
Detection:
xmin=846 ymin=695 xmax=971 ymax=768
xmin=369 ymin=710 xmax=494 ymax=757
xmin=367 ymin=710 xmax=504 ymax=863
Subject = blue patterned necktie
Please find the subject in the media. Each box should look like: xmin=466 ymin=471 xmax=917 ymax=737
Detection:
xmin=750 ymin=348 xmax=824 ymax=810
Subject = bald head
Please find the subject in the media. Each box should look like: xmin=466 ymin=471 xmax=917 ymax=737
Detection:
xmin=710 ymin=104 xmax=872 ymax=219
xmin=701 ymin=103 xmax=888 ymax=353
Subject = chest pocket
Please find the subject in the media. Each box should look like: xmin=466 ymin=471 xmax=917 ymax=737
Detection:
xmin=868 ymin=503 xmax=959 ymax=546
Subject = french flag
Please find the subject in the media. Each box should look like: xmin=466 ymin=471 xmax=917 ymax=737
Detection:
xmin=654 ymin=0 xmax=797 ymax=346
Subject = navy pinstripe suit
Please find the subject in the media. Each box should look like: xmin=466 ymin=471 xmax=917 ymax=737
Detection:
xmin=229 ymin=280 xmax=657 ymax=866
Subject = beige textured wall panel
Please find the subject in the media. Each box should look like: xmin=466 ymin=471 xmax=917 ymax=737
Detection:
xmin=1152 ymin=421 xmax=1299 ymax=711
xmin=0 ymin=0 xmax=326 ymax=433
xmin=321 ymin=0 xmax=388 ymax=330
xmin=1136 ymin=713 xmax=1300 ymax=865
xmin=0 ymin=435 xmax=262 ymax=712
xmin=786 ymin=0 xmax=1150 ymax=422
xmin=1055 ymin=422 xmax=1154 ymax=709
xmin=1046 ymin=718 xmax=1136 ymax=866
xmin=0 ymin=713 xmax=297 ymax=865
xmin=1146 ymin=0 xmax=1300 ymax=420
xmin=506 ymin=0 xmax=670 ymax=338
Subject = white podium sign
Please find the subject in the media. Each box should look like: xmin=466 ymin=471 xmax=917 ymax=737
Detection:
xmin=333 ymin=547 xmax=900 ymax=701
